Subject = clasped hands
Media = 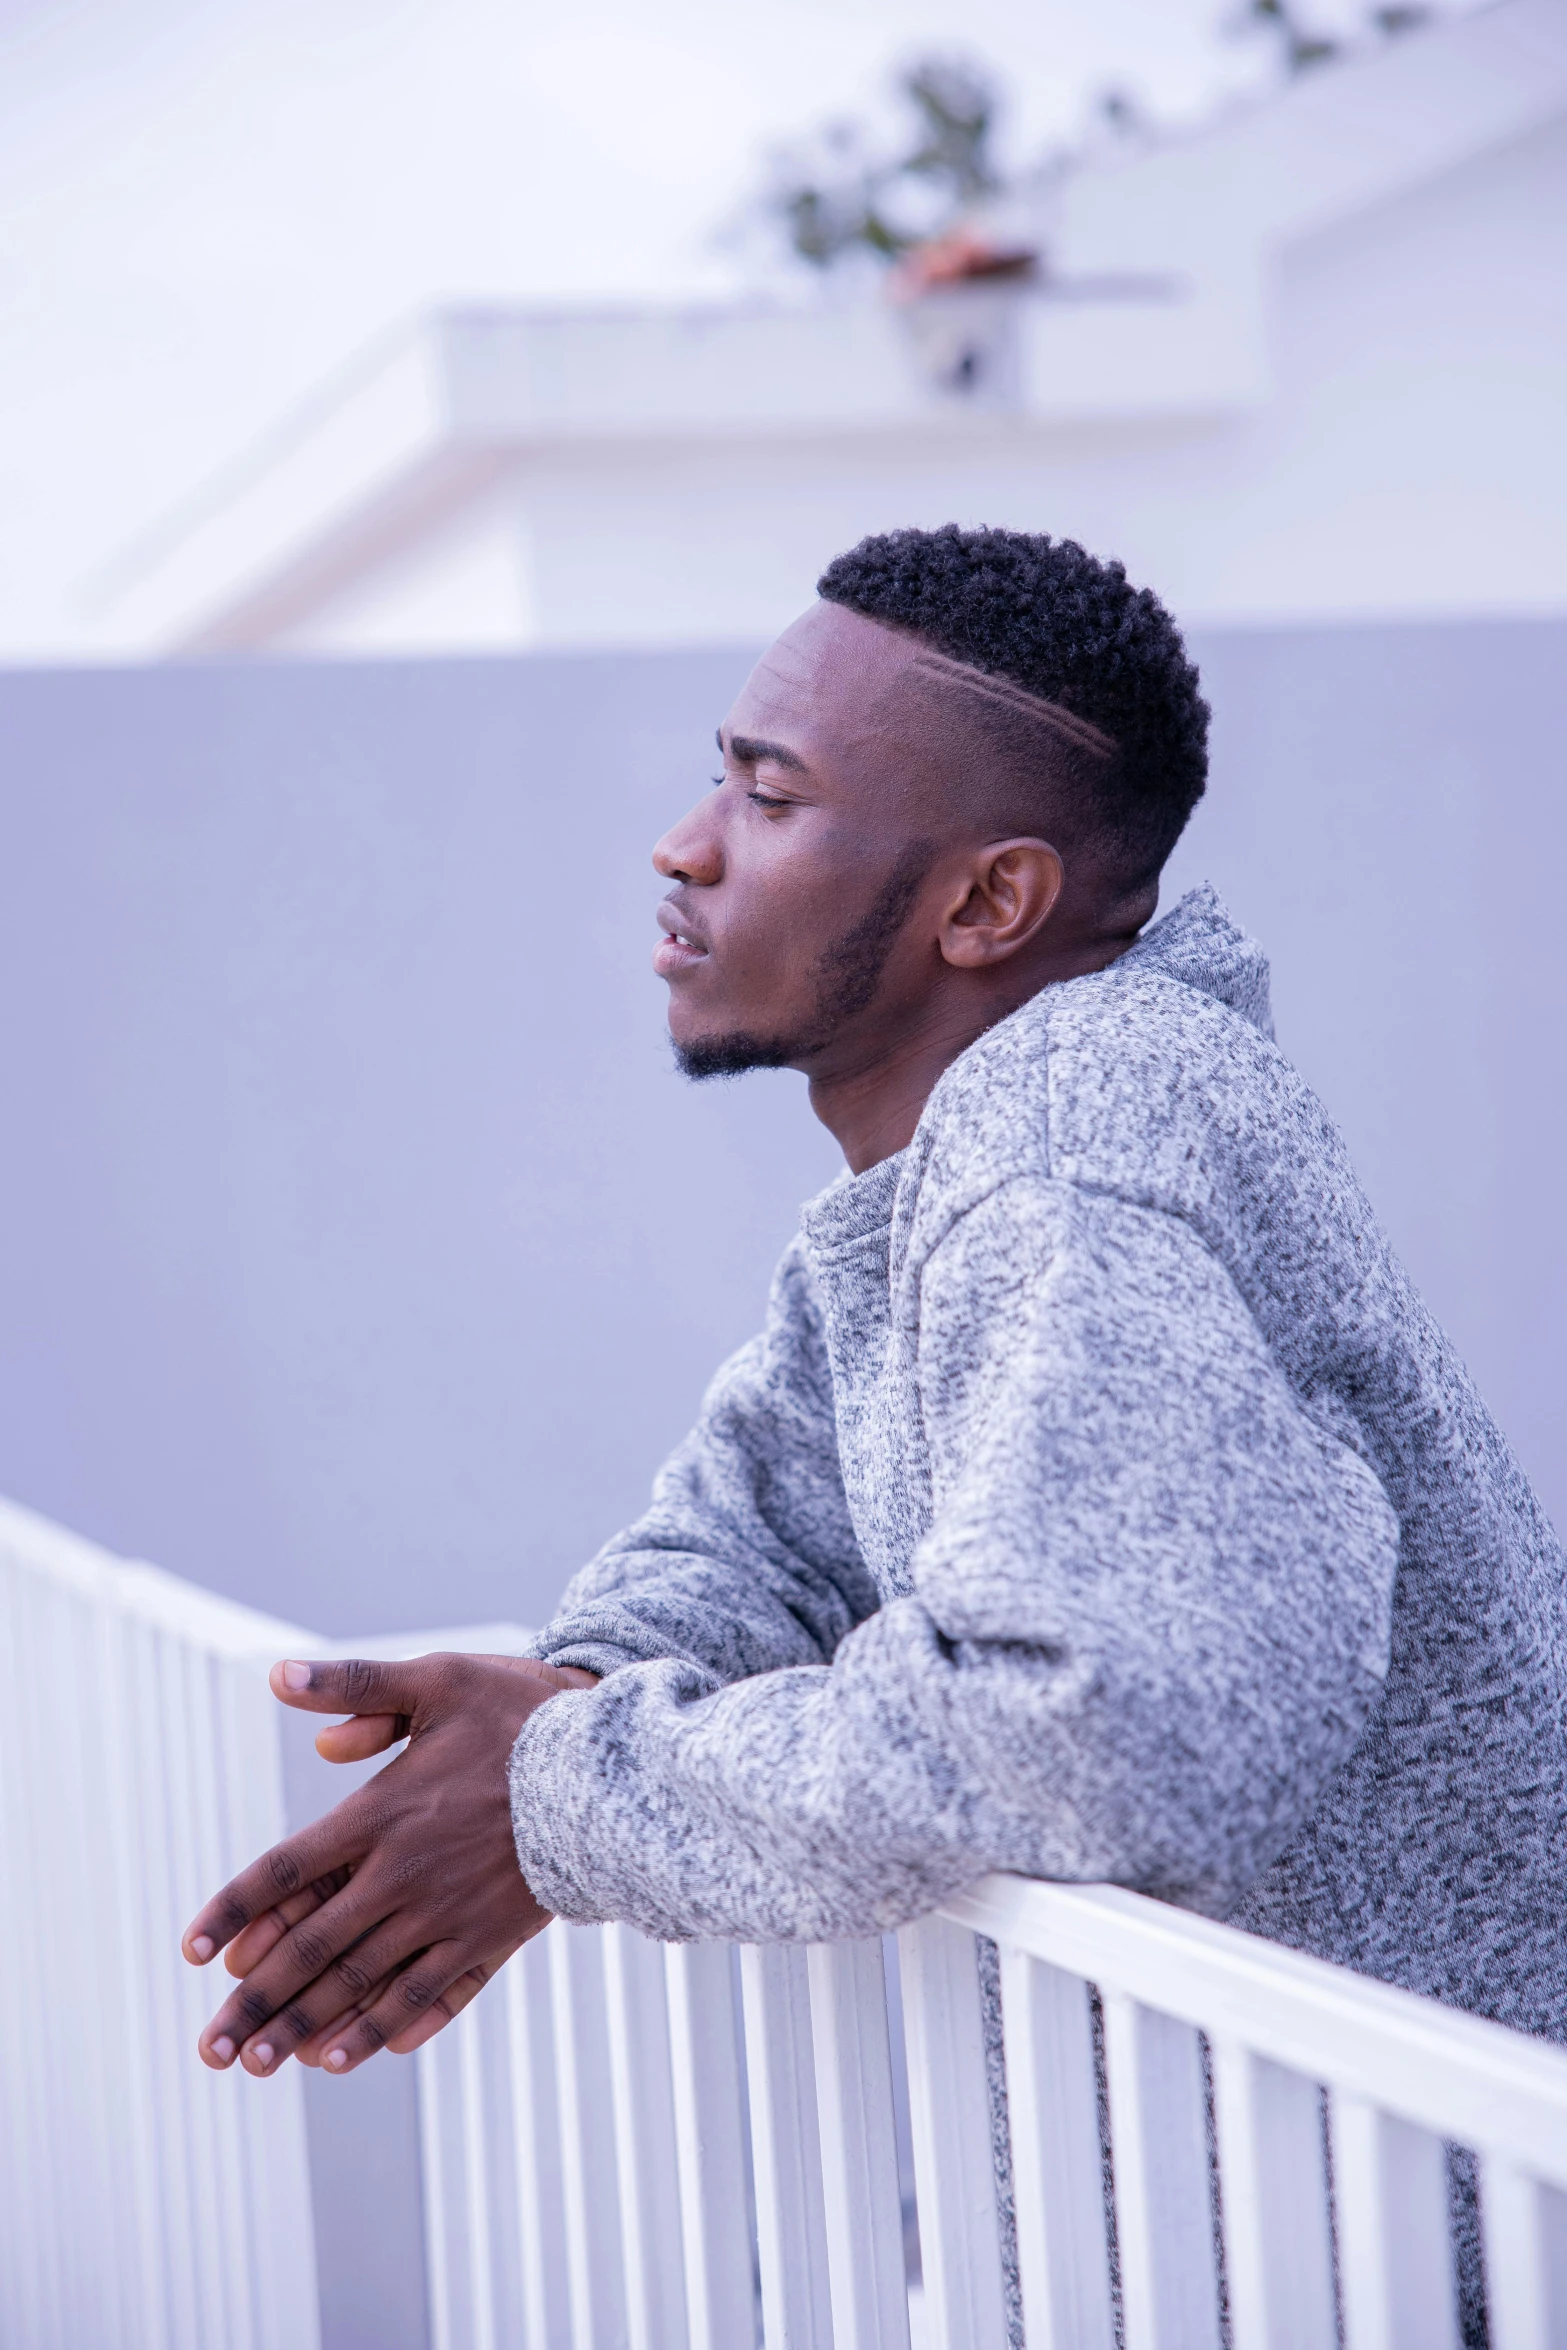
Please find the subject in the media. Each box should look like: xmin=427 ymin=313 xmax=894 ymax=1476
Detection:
xmin=182 ymin=1651 xmax=596 ymax=2078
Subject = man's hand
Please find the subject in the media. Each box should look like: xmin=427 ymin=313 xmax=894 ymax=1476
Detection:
xmin=181 ymin=1652 xmax=596 ymax=2078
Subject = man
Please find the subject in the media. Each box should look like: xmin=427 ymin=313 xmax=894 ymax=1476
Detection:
xmin=185 ymin=525 xmax=1566 ymax=2091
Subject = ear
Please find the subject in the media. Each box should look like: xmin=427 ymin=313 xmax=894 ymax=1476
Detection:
xmin=937 ymin=840 xmax=1064 ymax=968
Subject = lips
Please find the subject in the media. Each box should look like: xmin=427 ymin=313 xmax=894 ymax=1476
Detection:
xmin=654 ymin=900 xmax=709 ymax=977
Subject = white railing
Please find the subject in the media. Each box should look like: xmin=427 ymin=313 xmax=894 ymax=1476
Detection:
xmin=0 ymin=1496 xmax=319 ymax=2350
xmin=8 ymin=1494 xmax=1567 ymax=2350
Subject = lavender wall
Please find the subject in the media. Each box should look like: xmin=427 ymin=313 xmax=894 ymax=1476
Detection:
xmin=0 ymin=619 xmax=1560 ymax=1650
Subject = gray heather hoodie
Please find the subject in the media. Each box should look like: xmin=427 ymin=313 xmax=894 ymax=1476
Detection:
xmin=510 ymin=886 xmax=1567 ymax=2037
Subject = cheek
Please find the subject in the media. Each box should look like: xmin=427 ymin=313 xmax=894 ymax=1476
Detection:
xmin=732 ymin=843 xmax=854 ymax=964
xmin=688 ymin=838 xmax=850 ymax=1022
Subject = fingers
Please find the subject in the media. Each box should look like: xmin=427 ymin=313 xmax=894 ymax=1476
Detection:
xmin=290 ymin=1955 xmax=491 ymax=2069
xmin=235 ymin=1922 xmax=431 ymax=2074
xmin=315 ymin=1714 xmax=407 ymax=1764
xmin=313 ymin=1943 xmax=482 ymax=2076
xmin=382 ymin=1965 xmax=491 ymax=2057
xmin=184 ymin=1803 xmax=370 ymax=1967
xmin=200 ymin=1885 xmax=403 ymax=2072
xmin=269 ymin=1655 xmax=445 ymax=1719
xmin=225 ymin=1869 xmax=352 ymax=1978
xmin=292 ymin=1970 xmax=401 ymax=2067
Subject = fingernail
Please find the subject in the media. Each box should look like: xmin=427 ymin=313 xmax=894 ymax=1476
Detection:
xmin=253 ymin=2042 xmax=275 ymax=2070
xmin=280 ymin=1661 xmax=311 ymax=1692
xmin=325 ymin=2048 xmax=348 ymax=2071
xmin=212 ymin=2036 xmax=235 ymax=2064
xmin=189 ymin=1934 xmax=214 ymax=1962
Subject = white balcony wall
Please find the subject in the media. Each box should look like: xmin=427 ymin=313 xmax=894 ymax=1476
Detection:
xmin=0 ymin=620 xmax=1560 ymax=1644
xmin=9 ymin=1494 xmax=1567 ymax=2350
xmin=79 ymin=1 xmax=1567 ymax=663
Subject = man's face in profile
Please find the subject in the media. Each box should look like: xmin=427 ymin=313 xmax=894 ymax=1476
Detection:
xmin=651 ymin=601 xmax=948 ymax=1078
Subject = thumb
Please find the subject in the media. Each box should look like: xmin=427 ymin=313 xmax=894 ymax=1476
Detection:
xmin=269 ymin=1655 xmax=438 ymax=1717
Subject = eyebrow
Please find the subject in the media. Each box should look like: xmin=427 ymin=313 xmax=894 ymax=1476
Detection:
xmin=719 ymin=728 xmax=811 ymax=776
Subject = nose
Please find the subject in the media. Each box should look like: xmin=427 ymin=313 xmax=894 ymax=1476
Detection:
xmin=653 ymin=799 xmax=723 ymax=887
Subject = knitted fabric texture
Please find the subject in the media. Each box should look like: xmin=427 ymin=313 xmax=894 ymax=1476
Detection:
xmin=510 ymin=886 xmax=1567 ymax=2037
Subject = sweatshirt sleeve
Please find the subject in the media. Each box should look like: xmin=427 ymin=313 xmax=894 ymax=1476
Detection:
xmin=509 ymin=1179 xmax=1401 ymax=1941
xmin=523 ymin=1238 xmax=881 ymax=1684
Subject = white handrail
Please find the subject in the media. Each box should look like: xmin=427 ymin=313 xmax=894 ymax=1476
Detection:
xmin=8 ymin=1492 xmax=1566 ymax=2350
xmin=0 ymin=1496 xmax=320 ymax=2350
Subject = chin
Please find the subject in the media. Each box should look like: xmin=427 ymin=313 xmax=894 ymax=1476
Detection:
xmin=671 ymin=1026 xmax=798 ymax=1080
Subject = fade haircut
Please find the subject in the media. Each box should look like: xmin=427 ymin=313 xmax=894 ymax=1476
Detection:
xmin=817 ymin=524 xmax=1209 ymax=886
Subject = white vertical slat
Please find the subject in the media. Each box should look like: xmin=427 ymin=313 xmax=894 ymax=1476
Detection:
xmin=456 ymin=1999 xmax=500 ymax=2350
xmin=2 ymin=1564 xmax=67 ymax=2349
xmin=740 ymin=1943 xmax=834 ymax=2350
xmin=50 ymin=1575 xmax=123 ymax=2350
xmin=550 ymin=1922 xmax=629 ymax=2350
xmin=664 ymin=1940 xmax=757 ymax=2350
xmin=1210 ymin=2041 xmax=1335 ymax=2350
xmin=603 ymin=1922 xmax=690 ymax=2350
xmin=171 ymin=1638 xmax=233 ymax=2349
xmin=157 ymin=1624 xmax=223 ymax=2350
xmin=504 ymin=1935 xmax=572 ymax=2350
xmin=215 ymin=1644 xmax=321 ymax=2350
xmin=997 ymin=1946 xmax=1115 ymax=2350
xmin=471 ymin=1979 xmax=526 ymax=2345
xmin=897 ymin=1918 xmax=1008 ymax=2350
xmin=123 ymin=1604 xmax=196 ymax=2350
xmin=419 ymin=2026 xmax=465 ymax=2350
xmin=1100 ymin=1990 xmax=1222 ymax=2350
xmin=1332 ymin=2095 xmax=1459 ymax=2350
xmin=0 ymin=1550 xmax=31 ymax=2344
xmin=194 ymin=1648 xmax=260 ymax=2350
xmin=1481 ymin=2159 xmax=1550 ymax=2350
xmin=96 ymin=1597 xmax=174 ymax=2350
xmin=808 ymin=1937 xmax=913 ymax=2350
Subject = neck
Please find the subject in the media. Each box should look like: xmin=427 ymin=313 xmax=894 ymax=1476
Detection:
xmin=808 ymin=924 xmax=1141 ymax=1175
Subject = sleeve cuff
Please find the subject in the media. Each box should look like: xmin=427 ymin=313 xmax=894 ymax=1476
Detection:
xmin=531 ymin=1639 xmax=643 ymax=1680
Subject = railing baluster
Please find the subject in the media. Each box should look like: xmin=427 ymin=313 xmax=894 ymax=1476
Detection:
xmin=603 ymin=1922 xmax=689 ymax=2350
xmin=418 ymin=2024 xmax=464 ymax=2350
xmin=1331 ymin=2092 xmax=1395 ymax=2350
xmin=998 ymin=1946 xmax=1115 ymax=2350
xmin=740 ymin=1943 xmax=834 ymax=2349
xmin=897 ymin=1918 xmax=1008 ymax=2350
xmin=20 ymin=1494 xmax=1567 ymax=2350
xmin=806 ymin=1938 xmax=912 ymax=2350
xmin=3 ymin=1563 xmax=65 ymax=2350
xmin=549 ymin=1922 xmax=629 ymax=2350
xmin=503 ymin=1934 xmax=572 ymax=2350
xmin=127 ymin=1606 xmax=195 ymax=2350
xmin=1210 ymin=2040 xmax=1335 ymax=2350
xmin=455 ymin=2000 xmax=499 ymax=2350
xmin=1332 ymin=2094 xmax=1459 ymax=2350
xmin=1100 ymin=1989 xmax=1222 ymax=2350
xmin=1481 ymin=2157 xmax=1551 ymax=2350
xmin=664 ymin=1941 xmax=755 ymax=2350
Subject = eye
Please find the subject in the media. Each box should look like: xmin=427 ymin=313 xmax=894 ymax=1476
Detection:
xmin=748 ymin=790 xmax=792 ymax=812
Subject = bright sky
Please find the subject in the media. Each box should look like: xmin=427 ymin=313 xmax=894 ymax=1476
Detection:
xmin=0 ymin=0 xmax=1469 ymax=656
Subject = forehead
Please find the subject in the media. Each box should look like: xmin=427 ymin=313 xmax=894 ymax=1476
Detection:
xmin=722 ymin=603 xmax=921 ymax=764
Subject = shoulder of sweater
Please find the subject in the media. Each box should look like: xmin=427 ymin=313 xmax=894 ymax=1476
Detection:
xmin=904 ymin=955 xmax=1368 ymax=1273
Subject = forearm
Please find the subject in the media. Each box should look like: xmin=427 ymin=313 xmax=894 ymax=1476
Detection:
xmin=510 ymin=1571 xmax=1389 ymax=1945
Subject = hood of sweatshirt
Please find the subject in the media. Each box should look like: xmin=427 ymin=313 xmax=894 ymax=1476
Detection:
xmin=1117 ymin=883 xmax=1275 ymax=1040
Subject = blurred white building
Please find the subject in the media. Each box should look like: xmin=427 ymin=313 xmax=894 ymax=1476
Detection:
xmin=89 ymin=0 xmax=1567 ymax=657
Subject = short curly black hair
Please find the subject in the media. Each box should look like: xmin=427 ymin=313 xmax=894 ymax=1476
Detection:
xmin=818 ymin=523 xmax=1208 ymax=884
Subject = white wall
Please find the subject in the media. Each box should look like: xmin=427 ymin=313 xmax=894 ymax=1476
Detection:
xmin=264 ymin=111 xmax=1567 ymax=658
xmin=0 ymin=621 xmax=1561 ymax=1647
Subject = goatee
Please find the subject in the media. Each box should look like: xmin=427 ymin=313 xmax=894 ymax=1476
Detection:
xmin=672 ymin=845 xmax=933 ymax=1081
